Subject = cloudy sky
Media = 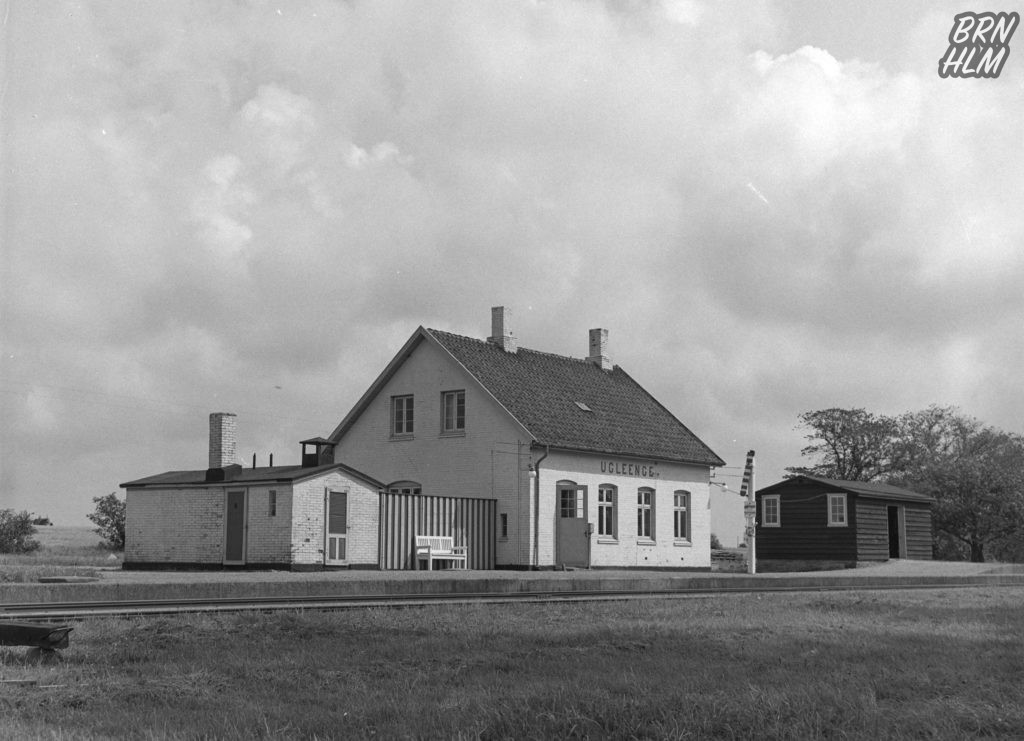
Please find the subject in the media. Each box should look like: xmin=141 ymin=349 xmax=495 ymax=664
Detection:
xmin=3 ymin=0 xmax=1023 ymax=526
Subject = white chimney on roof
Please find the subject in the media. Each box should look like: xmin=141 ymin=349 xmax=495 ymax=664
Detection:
xmin=487 ymin=306 xmax=517 ymax=353
xmin=209 ymin=412 xmax=238 ymax=469
xmin=588 ymin=328 xmax=612 ymax=370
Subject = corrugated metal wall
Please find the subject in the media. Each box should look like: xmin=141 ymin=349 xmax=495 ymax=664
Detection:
xmin=378 ymin=492 xmax=496 ymax=569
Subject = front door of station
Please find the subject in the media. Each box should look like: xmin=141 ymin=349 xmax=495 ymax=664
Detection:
xmin=556 ymin=484 xmax=590 ymax=568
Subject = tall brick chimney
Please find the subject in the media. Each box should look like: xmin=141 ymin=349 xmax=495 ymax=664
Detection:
xmin=588 ymin=328 xmax=612 ymax=370
xmin=208 ymin=412 xmax=238 ymax=469
xmin=487 ymin=306 xmax=517 ymax=353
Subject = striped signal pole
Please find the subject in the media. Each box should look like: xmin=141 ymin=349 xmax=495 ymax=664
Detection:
xmin=738 ymin=450 xmax=756 ymax=574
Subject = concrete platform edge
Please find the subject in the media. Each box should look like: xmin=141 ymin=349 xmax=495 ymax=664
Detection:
xmin=3 ymin=572 xmax=1024 ymax=606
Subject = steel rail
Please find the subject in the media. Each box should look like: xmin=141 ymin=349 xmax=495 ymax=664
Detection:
xmin=2 ymin=580 xmax=1015 ymax=621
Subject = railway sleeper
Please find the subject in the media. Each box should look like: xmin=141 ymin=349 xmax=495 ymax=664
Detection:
xmin=0 ymin=621 xmax=73 ymax=664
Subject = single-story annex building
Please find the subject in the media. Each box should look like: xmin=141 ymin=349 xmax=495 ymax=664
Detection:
xmin=122 ymin=306 xmax=725 ymax=570
xmin=755 ymin=475 xmax=935 ymax=565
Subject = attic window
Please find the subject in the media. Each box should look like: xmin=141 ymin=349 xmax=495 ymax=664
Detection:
xmin=574 ymin=401 xmax=592 ymax=412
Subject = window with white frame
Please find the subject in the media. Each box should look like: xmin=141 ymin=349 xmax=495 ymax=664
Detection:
xmin=388 ymin=481 xmax=422 ymax=496
xmin=827 ymin=493 xmax=848 ymax=526
xmin=762 ymin=495 xmax=780 ymax=527
xmin=637 ymin=487 xmax=654 ymax=539
xmin=391 ymin=395 xmax=414 ymax=436
xmin=673 ymin=490 xmax=690 ymax=540
xmin=441 ymin=390 xmax=465 ymax=433
xmin=598 ymin=485 xmax=617 ymax=538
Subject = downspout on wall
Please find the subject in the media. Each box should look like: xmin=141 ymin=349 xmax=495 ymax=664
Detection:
xmin=532 ymin=444 xmax=549 ymax=570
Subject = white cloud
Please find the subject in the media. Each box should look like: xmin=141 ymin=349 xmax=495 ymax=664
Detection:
xmin=4 ymin=0 xmax=1023 ymax=524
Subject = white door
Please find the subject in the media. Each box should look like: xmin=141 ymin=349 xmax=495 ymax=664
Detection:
xmin=325 ymin=490 xmax=348 ymax=565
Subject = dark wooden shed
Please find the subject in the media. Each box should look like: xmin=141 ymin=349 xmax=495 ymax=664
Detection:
xmin=755 ymin=475 xmax=934 ymax=563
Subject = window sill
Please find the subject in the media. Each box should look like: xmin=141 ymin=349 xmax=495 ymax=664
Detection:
xmin=827 ymin=523 xmax=848 ymax=527
xmin=762 ymin=523 xmax=780 ymax=528
xmin=596 ymin=537 xmax=618 ymax=545
xmin=637 ymin=539 xmax=656 ymax=546
xmin=439 ymin=430 xmax=466 ymax=438
xmin=673 ymin=540 xmax=692 ymax=547
xmin=389 ymin=434 xmax=414 ymax=442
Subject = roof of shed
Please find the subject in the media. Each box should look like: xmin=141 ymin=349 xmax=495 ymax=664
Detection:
xmin=120 ymin=461 xmax=384 ymax=489
xmin=759 ymin=475 xmax=935 ymax=503
xmin=330 ymin=327 xmax=724 ymax=466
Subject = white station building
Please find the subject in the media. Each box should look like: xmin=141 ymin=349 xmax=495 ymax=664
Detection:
xmin=122 ymin=307 xmax=725 ymax=570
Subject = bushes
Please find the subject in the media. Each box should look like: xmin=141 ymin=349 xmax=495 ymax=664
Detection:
xmin=88 ymin=493 xmax=126 ymax=550
xmin=0 ymin=509 xmax=41 ymax=553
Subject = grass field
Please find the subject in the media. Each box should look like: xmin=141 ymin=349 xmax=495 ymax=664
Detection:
xmin=0 ymin=526 xmax=120 ymax=583
xmin=2 ymin=587 xmax=1023 ymax=739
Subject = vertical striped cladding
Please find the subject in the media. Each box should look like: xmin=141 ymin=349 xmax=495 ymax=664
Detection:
xmin=379 ymin=492 xmax=496 ymax=569
xmin=903 ymin=504 xmax=933 ymax=560
xmin=855 ymin=499 xmax=932 ymax=561
xmin=855 ymin=499 xmax=890 ymax=561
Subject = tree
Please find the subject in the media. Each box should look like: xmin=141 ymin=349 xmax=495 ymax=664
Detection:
xmin=790 ymin=406 xmax=1024 ymax=563
xmin=88 ymin=493 xmax=126 ymax=551
xmin=0 ymin=509 xmax=41 ymax=553
xmin=785 ymin=408 xmax=903 ymax=481
xmin=898 ymin=417 xmax=1024 ymax=563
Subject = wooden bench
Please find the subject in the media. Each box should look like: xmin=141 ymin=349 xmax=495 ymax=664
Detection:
xmin=414 ymin=535 xmax=467 ymax=570
xmin=0 ymin=622 xmax=73 ymax=663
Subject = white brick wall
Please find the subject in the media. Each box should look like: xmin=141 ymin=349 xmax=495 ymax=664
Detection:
xmin=125 ymin=469 xmax=382 ymax=567
xmin=125 ymin=487 xmax=225 ymax=564
xmin=244 ymin=486 xmax=292 ymax=563
xmin=289 ymin=471 xmax=380 ymax=566
xmin=541 ymin=451 xmax=712 ymax=568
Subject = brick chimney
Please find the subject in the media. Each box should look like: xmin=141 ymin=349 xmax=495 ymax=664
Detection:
xmin=487 ymin=306 xmax=517 ymax=353
xmin=588 ymin=328 xmax=612 ymax=370
xmin=208 ymin=412 xmax=237 ymax=469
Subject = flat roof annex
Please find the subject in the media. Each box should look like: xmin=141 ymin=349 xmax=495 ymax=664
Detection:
xmin=328 ymin=327 xmax=725 ymax=467
xmin=120 ymin=462 xmax=385 ymax=490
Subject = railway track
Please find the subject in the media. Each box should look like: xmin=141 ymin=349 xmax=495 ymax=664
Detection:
xmin=2 ymin=579 xmax=1015 ymax=621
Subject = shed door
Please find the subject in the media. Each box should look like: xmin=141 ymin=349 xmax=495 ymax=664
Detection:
xmin=224 ymin=490 xmax=247 ymax=564
xmin=887 ymin=505 xmax=904 ymax=559
xmin=325 ymin=490 xmax=348 ymax=565
xmin=556 ymin=483 xmax=590 ymax=568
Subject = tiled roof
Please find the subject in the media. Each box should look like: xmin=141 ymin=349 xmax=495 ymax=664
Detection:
xmin=760 ymin=475 xmax=935 ymax=503
xmin=121 ymin=462 xmax=384 ymax=489
xmin=426 ymin=329 xmax=724 ymax=466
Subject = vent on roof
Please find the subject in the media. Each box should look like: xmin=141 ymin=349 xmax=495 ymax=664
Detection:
xmin=574 ymin=401 xmax=592 ymax=412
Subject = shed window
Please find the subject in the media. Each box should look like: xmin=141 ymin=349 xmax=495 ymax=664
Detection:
xmin=268 ymin=490 xmax=277 ymax=517
xmin=828 ymin=493 xmax=848 ymax=527
xmin=762 ymin=495 xmax=780 ymax=527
